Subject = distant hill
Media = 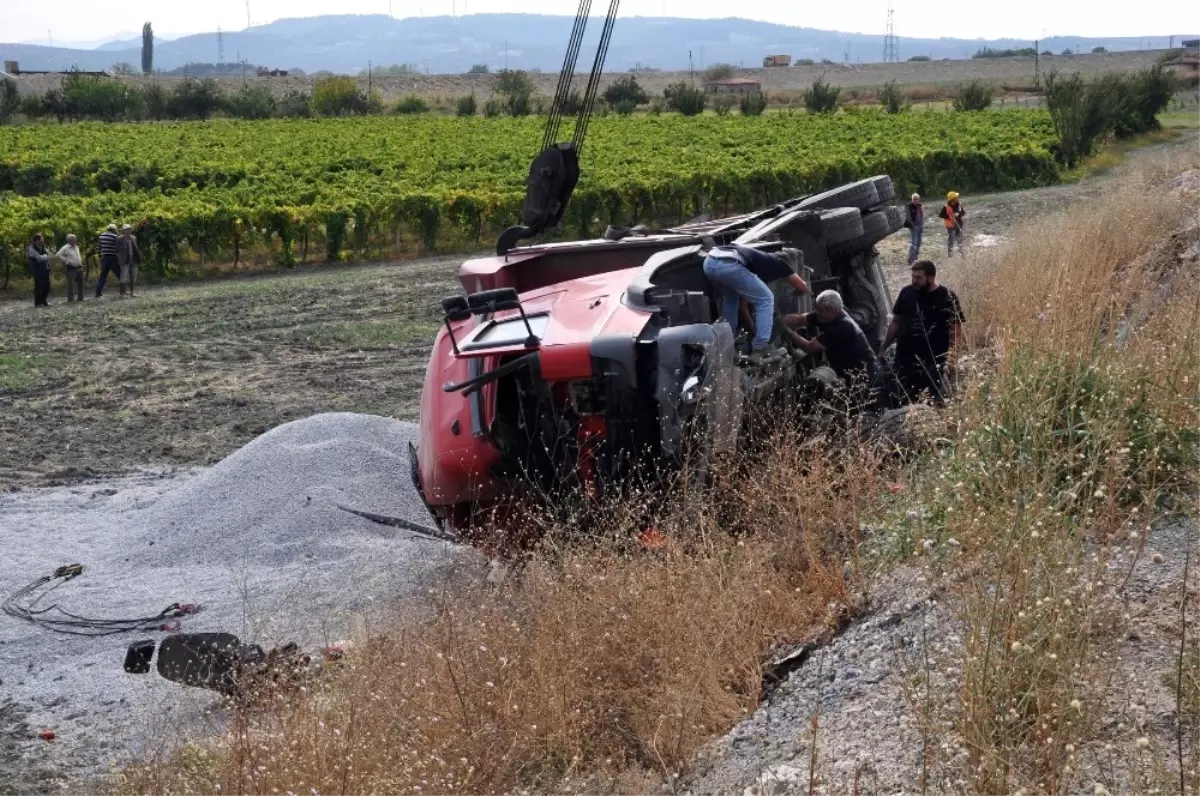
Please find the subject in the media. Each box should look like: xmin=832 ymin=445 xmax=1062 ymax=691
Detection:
xmin=2 ymin=14 xmax=1195 ymax=75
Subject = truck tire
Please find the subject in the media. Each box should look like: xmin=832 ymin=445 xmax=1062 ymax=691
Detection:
xmin=817 ymin=207 xmax=864 ymax=246
xmin=827 ymin=210 xmax=892 ymax=259
xmin=799 ymin=179 xmax=881 ymax=212
xmin=883 ymin=204 xmax=905 ymax=234
xmin=870 ymin=175 xmax=896 ymax=204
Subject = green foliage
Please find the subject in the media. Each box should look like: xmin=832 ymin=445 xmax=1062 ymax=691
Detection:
xmin=111 ymin=62 xmax=137 ymax=76
xmin=712 ymin=95 xmax=735 ymax=116
xmin=803 ymin=78 xmax=840 ymax=114
xmin=0 ymin=111 xmax=1062 ymax=266
xmin=908 ymin=55 xmax=930 ymax=62
xmin=739 ymin=90 xmax=768 ymax=116
xmin=1092 ymin=46 xmax=1108 ymax=54
xmin=493 ymin=69 xmax=534 ymax=117
xmin=0 ymin=79 xmax=21 ymax=124
xmin=794 ymin=58 xmax=815 ymax=66
xmin=456 ymin=94 xmax=477 ymax=117
xmin=663 ymin=81 xmax=706 ymax=116
xmin=394 ymin=95 xmax=430 ymax=115
xmin=364 ymin=64 xmax=419 ymax=76
xmin=311 ymin=76 xmax=372 ymax=116
xmin=1045 ymin=66 xmax=1177 ymax=166
xmin=703 ymin=63 xmax=735 ymax=82
xmin=225 ymin=85 xmax=277 ymax=119
xmin=142 ymin=22 xmax=154 ymax=75
xmin=61 ymin=72 xmax=139 ymax=121
xmin=877 ymin=79 xmax=909 ymax=114
xmin=613 ymin=99 xmax=637 ymax=116
xmin=468 ymin=64 xmax=490 ymax=74
xmin=17 ymin=93 xmax=46 ymax=119
xmin=168 ymin=78 xmax=223 ymax=120
xmin=482 ymin=98 xmax=504 ymax=117
xmin=141 ymin=83 xmax=169 ymax=120
xmin=952 ymin=80 xmax=994 ymax=111
xmin=973 ymin=46 xmax=1036 ymax=58
xmin=602 ymin=76 xmax=648 ymax=107
xmin=279 ymin=90 xmax=312 ymax=118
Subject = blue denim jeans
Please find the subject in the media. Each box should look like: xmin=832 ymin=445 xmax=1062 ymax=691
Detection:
xmin=907 ymin=225 xmax=923 ymax=264
xmin=702 ymin=255 xmax=775 ymax=350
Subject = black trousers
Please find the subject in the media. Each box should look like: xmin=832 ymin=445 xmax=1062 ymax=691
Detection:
xmin=896 ymin=354 xmax=949 ymax=405
xmin=32 ymin=265 xmax=51 ymax=306
xmin=96 ymin=255 xmax=120 ymax=296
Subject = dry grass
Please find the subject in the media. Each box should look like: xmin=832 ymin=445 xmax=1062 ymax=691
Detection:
xmin=896 ymin=147 xmax=1200 ymax=793
xmin=114 ymin=442 xmax=888 ymax=795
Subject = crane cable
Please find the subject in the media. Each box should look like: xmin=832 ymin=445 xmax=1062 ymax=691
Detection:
xmin=542 ymin=0 xmax=594 ymax=152
xmin=572 ymin=0 xmax=620 ymax=155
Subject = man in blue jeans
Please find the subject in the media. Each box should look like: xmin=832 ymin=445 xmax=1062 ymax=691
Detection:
xmin=702 ymin=243 xmax=808 ymax=361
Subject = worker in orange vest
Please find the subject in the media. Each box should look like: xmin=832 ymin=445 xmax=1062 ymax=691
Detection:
xmin=939 ymin=191 xmax=965 ymax=256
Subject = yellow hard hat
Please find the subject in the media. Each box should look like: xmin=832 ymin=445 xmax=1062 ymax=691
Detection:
xmin=947 ymin=191 xmax=959 ymax=201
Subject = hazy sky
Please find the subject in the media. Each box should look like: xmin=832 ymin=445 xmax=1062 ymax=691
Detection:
xmin=3 ymin=0 xmax=1197 ymax=45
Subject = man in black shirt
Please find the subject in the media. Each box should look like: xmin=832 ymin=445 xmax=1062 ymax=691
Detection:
xmin=784 ymin=289 xmax=880 ymax=409
xmin=882 ymin=259 xmax=964 ymax=405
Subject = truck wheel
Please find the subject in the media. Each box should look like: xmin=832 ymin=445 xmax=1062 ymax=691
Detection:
xmin=817 ymin=207 xmax=864 ymax=246
xmin=883 ymin=204 xmax=906 ymax=234
xmin=870 ymin=175 xmax=896 ymax=204
xmin=799 ymin=179 xmax=881 ymax=212
xmin=826 ymin=210 xmax=892 ymax=259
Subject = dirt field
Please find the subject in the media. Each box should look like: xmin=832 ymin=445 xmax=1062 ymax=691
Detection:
xmin=1 ymin=131 xmax=1195 ymax=492
xmin=10 ymin=49 xmax=1177 ymax=104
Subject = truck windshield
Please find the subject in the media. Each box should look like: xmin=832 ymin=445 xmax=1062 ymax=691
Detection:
xmin=462 ymin=313 xmax=551 ymax=350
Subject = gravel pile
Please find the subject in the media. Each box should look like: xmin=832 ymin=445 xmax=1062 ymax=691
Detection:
xmin=0 ymin=413 xmax=473 ymax=794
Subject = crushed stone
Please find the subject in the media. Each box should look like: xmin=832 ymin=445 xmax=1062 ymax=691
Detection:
xmin=0 ymin=412 xmax=476 ymax=793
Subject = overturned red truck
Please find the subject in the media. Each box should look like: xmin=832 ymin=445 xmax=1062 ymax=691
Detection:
xmin=410 ymin=176 xmax=907 ymax=543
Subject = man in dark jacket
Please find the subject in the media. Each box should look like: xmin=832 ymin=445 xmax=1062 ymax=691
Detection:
xmin=784 ymin=289 xmax=881 ymax=411
xmin=96 ymin=223 xmax=121 ymax=297
xmin=703 ymin=243 xmax=809 ymax=361
xmin=881 ymin=259 xmax=965 ymax=405
xmin=27 ymin=233 xmax=52 ymax=308
xmin=905 ymin=193 xmax=925 ymax=265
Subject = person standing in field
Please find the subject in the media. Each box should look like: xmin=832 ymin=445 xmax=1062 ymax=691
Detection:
xmin=905 ymin=193 xmax=925 ymax=265
xmin=27 ymin=233 xmax=52 ymax=308
xmin=881 ymin=259 xmax=965 ymax=406
xmin=117 ymin=224 xmax=142 ymax=298
xmin=56 ymin=234 xmax=84 ymax=303
xmin=939 ymin=191 xmax=965 ymax=256
xmin=96 ymin=223 xmax=121 ymax=297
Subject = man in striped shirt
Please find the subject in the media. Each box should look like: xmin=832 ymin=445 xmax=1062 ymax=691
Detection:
xmin=96 ymin=223 xmax=121 ymax=297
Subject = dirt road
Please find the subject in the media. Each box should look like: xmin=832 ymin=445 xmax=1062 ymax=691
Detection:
xmin=1 ymin=132 xmax=1195 ymax=491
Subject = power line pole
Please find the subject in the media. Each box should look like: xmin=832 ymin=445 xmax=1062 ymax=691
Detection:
xmin=882 ymin=1 xmax=898 ymax=62
xmin=1033 ymin=40 xmax=1039 ymax=86
xmin=218 ymin=25 xmax=225 ymax=65
xmin=245 ymin=1 xmax=251 ymax=29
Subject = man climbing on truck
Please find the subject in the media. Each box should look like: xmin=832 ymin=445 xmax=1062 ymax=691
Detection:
xmin=702 ymin=242 xmax=809 ymax=361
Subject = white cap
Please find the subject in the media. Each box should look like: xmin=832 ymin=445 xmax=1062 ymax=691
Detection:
xmin=122 ymin=224 xmax=133 ymax=230
xmin=107 ymin=223 xmax=117 ymax=231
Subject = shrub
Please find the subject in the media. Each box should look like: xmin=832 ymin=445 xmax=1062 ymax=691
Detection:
xmin=602 ymin=75 xmax=648 ymax=107
xmin=663 ymin=81 xmax=706 ymax=116
xmin=1092 ymin=46 xmax=1108 ymax=53
xmin=952 ymin=79 xmax=994 ymax=111
xmin=468 ymin=63 xmax=490 ymax=74
xmin=18 ymin=93 xmax=47 ymax=118
xmin=908 ymin=55 xmax=930 ymax=62
xmin=482 ymin=98 xmax=504 ymax=117
xmin=712 ymin=94 xmax=734 ymax=116
xmin=456 ymin=93 xmax=477 ymax=116
xmin=311 ymin=75 xmax=370 ymax=116
xmin=794 ymin=58 xmax=815 ymax=66
xmin=168 ymin=78 xmax=223 ymax=119
xmin=141 ymin=83 xmax=169 ymax=120
xmin=803 ymin=77 xmax=840 ymax=113
xmin=877 ymin=79 xmax=909 ymax=113
xmin=613 ymin=98 xmax=637 ymax=116
xmin=225 ymin=85 xmax=277 ymax=119
xmin=394 ymin=95 xmax=429 ymax=115
xmin=973 ymin=46 xmax=1036 ymax=59
xmin=703 ymin=62 xmax=735 ymax=82
xmin=0 ymin=78 xmax=19 ymax=124
xmin=60 ymin=71 xmax=139 ymax=121
xmin=278 ymin=90 xmax=312 ymax=118
xmin=1044 ymin=72 xmax=1110 ymax=167
xmin=739 ymin=90 xmax=768 ymax=116
xmin=493 ymin=69 xmax=534 ymax=117
xmin=505 ymin=90 xmax=532 ymax=117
